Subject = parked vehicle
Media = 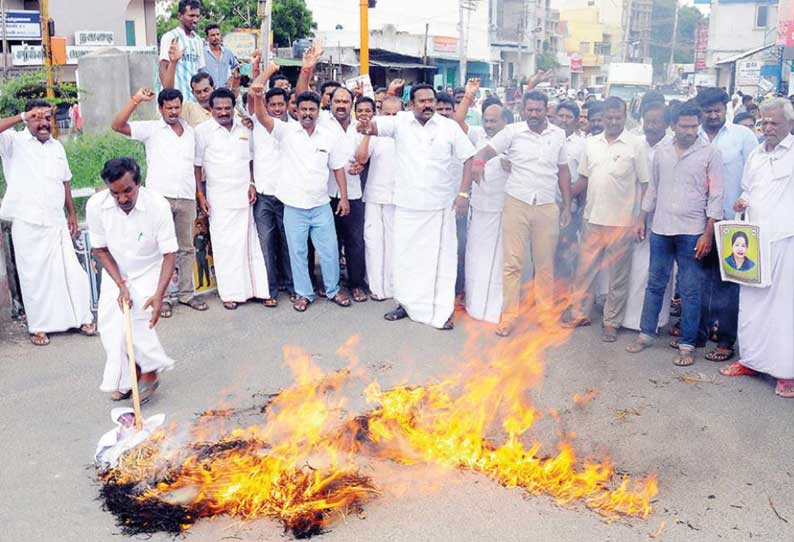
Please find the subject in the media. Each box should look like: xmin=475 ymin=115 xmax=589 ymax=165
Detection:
xmin=607 ymin=63 xmax=653 ymax=102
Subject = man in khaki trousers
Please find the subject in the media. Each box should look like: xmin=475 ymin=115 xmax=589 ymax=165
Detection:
xmin=563 ymin=96 xmax=649 ymax=341
xmin=471 ymin=90 xmax=571 ymax=337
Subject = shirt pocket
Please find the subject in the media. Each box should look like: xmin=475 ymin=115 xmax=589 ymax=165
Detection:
xmin=609 ymin=154 xmax=634 ymax=179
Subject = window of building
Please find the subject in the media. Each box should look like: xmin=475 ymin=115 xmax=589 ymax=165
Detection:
xmin=125 ymin=20 xmax=136 ymax=46
xmin=756 ymin=5 xmax=768 ymax=28
xmin=579 ymin=42 xmax=590 ymax=53
xmin=594 ymin=41 xmax=611 ymax=55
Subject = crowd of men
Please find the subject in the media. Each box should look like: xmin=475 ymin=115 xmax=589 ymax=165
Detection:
xmin=1 ymin=0 xmax=792 ymax=404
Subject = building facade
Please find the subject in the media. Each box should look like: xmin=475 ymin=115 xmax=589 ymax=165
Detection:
xmin=560 ymin=6 xmax=621 ymax=87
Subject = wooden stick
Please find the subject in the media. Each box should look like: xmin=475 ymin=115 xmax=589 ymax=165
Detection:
xmin=122 ymin=299 xmax=143 ymax=431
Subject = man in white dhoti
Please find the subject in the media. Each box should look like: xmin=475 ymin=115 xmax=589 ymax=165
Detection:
xmin=721 ymin=98 xmax=794 ymax=398
xmin=356 ymin=84 xmax=476 ymax=330
xmin=451 ymin=78 xmax=513 ymax=324
xmin=0 ymin=99 xmax=95 ymax=346
xmin=86 ymin=158 xmax=177 ymax=402
xmin=194 ymin=87 xmax=270 ymax=310
xmin=354 ymin=96 xmax=402 ymax=301
xmin=464 ymin=104 xmax=513 ymax=323
xmin=111 ymin=87 xmax=209 ymax=318
xmin=622 ymin=99 xmax=673 ymax=332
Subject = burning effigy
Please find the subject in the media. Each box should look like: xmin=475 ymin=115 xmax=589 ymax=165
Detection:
xmin=97 ymin=317 xmax=658 ymax=538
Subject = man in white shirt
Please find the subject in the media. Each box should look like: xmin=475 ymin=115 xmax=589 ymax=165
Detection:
xmin=355 ymin=96 xmax=402 ymax=301
xmin=356 ymin=84 xmax=476 ymax=330
xmin=466 ymin=103 xmax=513 ymax=323
xmin=320 ymin=87 xmax=368 ymax=303
xmin=250 ymin=74 xmax=352 ymax=311
xmin=159 ymin=0 xmax=205 ymax=103
xmin=250 ymin=86 xmax=294 ymax=306
xmin=111 ymin=87 xmax=208 ymax=318
xmin=472 ymin=90 xmax=572 ymax=337
xmin=194 ymin=88 xmax=269 ymax=310
xmin=0 ymin=99 xmax=95 ymax=346
xmin=86 ymin=158 xmax=177 ymax=403
xmin=563 ymin=97 xmax=649 ymax=342
xmin=722 ymin=98 xmax=794 ymax=398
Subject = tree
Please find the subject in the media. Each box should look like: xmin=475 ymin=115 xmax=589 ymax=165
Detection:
xmin=650 ymin=0 xmax=705 ymax=72
xmin=156 ymin=0 xmax=316 ymax=47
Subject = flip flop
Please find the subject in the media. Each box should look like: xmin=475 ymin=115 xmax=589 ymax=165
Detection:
xmin=705 ymin=347 xmax=734 ymax=362
xmin=720 ymin=361 xmax=759 ymax=377
xmin=775 ymin=379 xmax=794 ymax=398
xmin=626 ymin=337 xmax=653 ymax=354
xmin=602 ymin=326 xmax=618 ymax=343
xmin=561 ymin=317 xmax=591 ymax=329
xmin=263 ymin=298 xmax=278 ymax=308
xmin=384 ymin=306 xmax=408 ymax=321
xmin=441 ymin=317 xmax=454 ymax=330
xmin=139 ymin=378 xmax=159 ymax=405
xmin=496 ymin=324 xmax=513 ymax=338
xmin=110 ymin=390 xmax=132 ymax=401
xmin=160 ymin=301 xmax=173 ymax=318
xmin=30 ymin=333 xmax=49 ymax=346
xmin=369 ymin=293 xmax=387 ymax=302
xmin=352 ymin=288 xmax=368 ymax=303
xmin=79 ymin=323 xmax=97 ymax=336
xmin=673 ymin=349 xmax=695 ymax=367
xmin=292 ymin=297 xmax=312 ymax=312
xmin=179 ymin=298 xmax=209 ymax=311
xmin=223 ymin=302 xmax=238 ymax=310
xmin=331 ymin=292 xmax=352 ymax=307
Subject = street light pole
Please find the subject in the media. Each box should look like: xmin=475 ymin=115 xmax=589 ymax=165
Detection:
xmin=360 ymin=0 xmax=369 ymax=75
xmin=40 ymin=0 xmax=55 ymax=101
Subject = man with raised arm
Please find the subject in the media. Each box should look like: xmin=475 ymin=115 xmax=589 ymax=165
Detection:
xmin=0 ymin=100 xmax=95 ymax=346
xmin=250 ymin=63 xmax=352 ymax=311
xmin=356 ymin=84 xmax=476 ymax=330
xmin=159 ymin=0 xmax=205 ymax=102
xmin=111 ymin=87 xmax=208 ymax=319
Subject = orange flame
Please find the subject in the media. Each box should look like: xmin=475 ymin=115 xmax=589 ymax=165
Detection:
xmin=101 ymin=274 xmax=658 ymax=536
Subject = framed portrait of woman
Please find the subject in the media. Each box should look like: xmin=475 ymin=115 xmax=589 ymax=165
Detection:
xmin=714 ymin=221 xmax=770 ymax=287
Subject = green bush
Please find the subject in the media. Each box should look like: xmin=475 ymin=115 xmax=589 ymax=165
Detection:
xmin=62 ymin=131 xmax=147 ymax=189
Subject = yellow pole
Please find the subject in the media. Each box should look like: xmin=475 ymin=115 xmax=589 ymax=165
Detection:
xmin=40 ymin=0 xmax=54 ymax=100
xmin=359 ymin=0 xmax=369 ymax=75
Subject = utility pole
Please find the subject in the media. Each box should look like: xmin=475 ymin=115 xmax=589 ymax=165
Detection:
xmin=668 ymin=0 xmax=680 ymax=66
xmin=1 ymin=0 xmax=8 ymax=81
xmin=257 ymin=0 xmax=273 ymax=75
xmin=40 ymin=0 xmax=55 ymax=101
xmin=360 ymin=0 xmax=369 ymax=75
xmin=423 ymin=22 xmax=429 ymax=82
xmin=622 ymin=0 xmax=634 ymax=62
xmin=458 ymin=0 xmax=466 ymax=85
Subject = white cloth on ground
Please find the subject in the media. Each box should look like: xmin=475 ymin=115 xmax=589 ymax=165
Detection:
xmin=393 ymin=206 xmax=457 ymax=328
xmin=97 ymin=265 xmax=175 ymax=392
xmin=364 ymin=202 xmax=396 ymax=300
xmin=209 ymin=205 xmax=270 ymax=302
xmin=465 ymin=208 xmax=503 ymax=323
xmin=737 ymin=236 xmax=794 ymax=379
xmin=11 ymin=220 xmax=93 ymax=333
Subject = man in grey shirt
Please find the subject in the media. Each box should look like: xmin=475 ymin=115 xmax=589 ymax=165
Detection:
xmin=204 ymin=23 xmax=238 ymax=89
xmin=627 ymin=101 xmax=724 ymax=367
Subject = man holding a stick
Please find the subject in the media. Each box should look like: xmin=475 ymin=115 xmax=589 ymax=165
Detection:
xmin=87 ymin=158 xmax=178 ymax=403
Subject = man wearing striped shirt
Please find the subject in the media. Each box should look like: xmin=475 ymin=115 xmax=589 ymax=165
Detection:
xmin=159 ymin=0 xmax=206 ymax=104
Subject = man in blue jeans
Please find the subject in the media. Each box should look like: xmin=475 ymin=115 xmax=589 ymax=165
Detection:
xmin=627 ymin=101 xmax=724 ymax=366
xmin=249 ymin=66 xmax=352 ymax=311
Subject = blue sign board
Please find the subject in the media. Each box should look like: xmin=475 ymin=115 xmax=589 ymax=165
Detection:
xmin=0 ymin=10 xmax=42 ymax=40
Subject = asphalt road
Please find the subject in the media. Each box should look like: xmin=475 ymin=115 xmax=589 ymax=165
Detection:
xmin=1 ymin=293 xmax=792 ymax=542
